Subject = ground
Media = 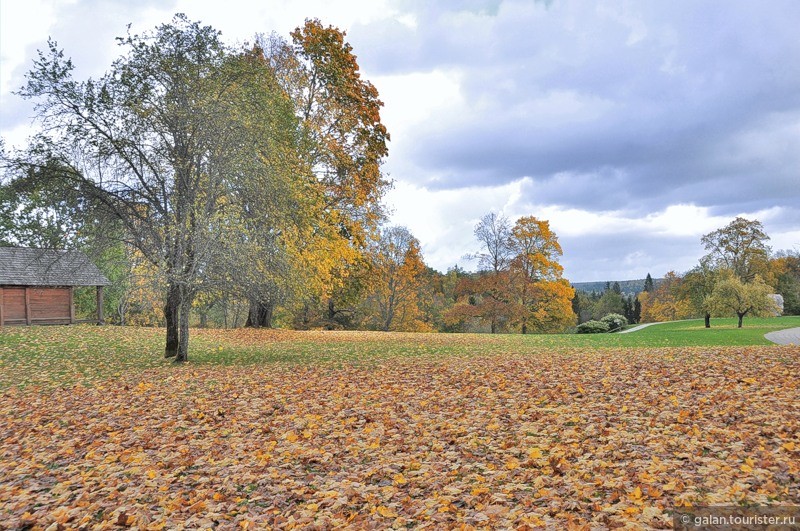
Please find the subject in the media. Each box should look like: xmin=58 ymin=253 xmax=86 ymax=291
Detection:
xmin=1 ymin=323 xmax=799 ymax=529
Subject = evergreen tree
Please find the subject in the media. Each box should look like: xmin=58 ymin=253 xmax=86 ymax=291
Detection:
xmin=622 ymin=295 xmax=633 ymax=323
xmin=633 ymin=296 xmax=642 ymax=323
xmin=644 ymin=273 xmax=654 ymax=293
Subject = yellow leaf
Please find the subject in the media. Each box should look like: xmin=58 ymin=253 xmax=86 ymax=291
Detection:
xmin=471 ymin=487 xmax=489 ymax=496
xmin=284 ymin=431 xmax=298 ymax=443
xmin=528 ymin=447 xmax=543 ymax=459
xmin=147 ymin=470 xmax=157 ymax=479
xmin=188 ymin=500 xmax=206 ymax=513
xmin=662 ymin=480 xmax=678 ymax=491
xmin=377 ymin=505 xmax=398 ymax=518
xmin=306 ymin=503 xmax=319 ymax=512
xmin=393 ymin=473 xmax=407 ymax=485
xmin=505 ymin=457 xmax=520 ymax=470
xmin=782 ymin=441 xmax=796 ymax=451
xmin=629 ymin=486 xmax=643 ymax=501
xmin=740 ymin=464 xmax=753 ymax=473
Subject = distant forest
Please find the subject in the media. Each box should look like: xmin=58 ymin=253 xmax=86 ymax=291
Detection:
xmin=571 ymin=278 xmax=661 ymax=296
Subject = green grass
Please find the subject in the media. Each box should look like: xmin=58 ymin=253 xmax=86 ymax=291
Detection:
xmin=580 ymin=316 xmax=800 ymax=347
xmin=1 ymin=315 xmax=799 ymax=390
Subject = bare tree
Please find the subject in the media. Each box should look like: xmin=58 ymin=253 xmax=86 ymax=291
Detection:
xmin=472 ymin=212 xmax=513 ymax=273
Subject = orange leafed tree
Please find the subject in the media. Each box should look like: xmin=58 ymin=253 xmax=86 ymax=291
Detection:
xmin=445 ymin=272 xmax=514 ymax=333
xmin=445 ymin=214 xmax=575 ymax=333
xmin=260 ymin=20 xmax=391 ymax=325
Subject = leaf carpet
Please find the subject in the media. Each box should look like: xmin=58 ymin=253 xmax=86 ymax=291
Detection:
xmin=1 ymin=347 xmax=799 ymax=529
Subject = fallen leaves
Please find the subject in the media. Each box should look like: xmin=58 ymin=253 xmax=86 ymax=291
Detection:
xmin=0 ymin=329 xmax=799 ymax=528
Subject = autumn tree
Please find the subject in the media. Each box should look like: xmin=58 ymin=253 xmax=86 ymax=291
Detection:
xmin=701 ymin=217 xmax=771 ymax=282
xmin=679 ymin=263 xmax=720 ymax=327
xmin=445 ymin=272 xmax=513 ymax=333
xmin=360 ymin=226 xmax=429 ymax=332
xmin=709 ymin=271 xmax=778 ymax=327
xmin=458 ymin=213 xmax=514 ymax=333
xmin=639 ymin=271 xmax=691 ymax=323
xmin=506 ymin=216 xmax=574 ymax=333
xmin=258 ymin=21 xmax=390 ymax=324
xmin=207 ymin=46 xmax=329 ymax=330
xmin=447 ymin=214 xmax=574 ymax=334
xmin=7 ymin=16 xmax=309 ymax=360
xmin=769 ymin=250 xmax=800 ymax=315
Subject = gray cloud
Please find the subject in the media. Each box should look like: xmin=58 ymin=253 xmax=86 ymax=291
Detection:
xmin=4 ymin=0 xmax=798 ymax=280
xmin=354 ymin=0 xmax=800 ymax=220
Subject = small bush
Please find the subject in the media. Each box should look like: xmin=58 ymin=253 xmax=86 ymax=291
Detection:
xmin=600 ymin=313 xmax=628 ymax=332
xmin=576 ymin=320 xmax=610 ymax=334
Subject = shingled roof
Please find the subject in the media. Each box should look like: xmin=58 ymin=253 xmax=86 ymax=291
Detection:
xmin=0 ymin=247 xmax=110 ymax=287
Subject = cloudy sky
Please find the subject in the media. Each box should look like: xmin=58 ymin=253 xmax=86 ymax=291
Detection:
xmin=2 ymin=0 xmax=799 ymax=281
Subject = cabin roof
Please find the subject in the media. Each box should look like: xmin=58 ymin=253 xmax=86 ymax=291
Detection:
xmin=0 ymin=247 xmax=111 ymax=287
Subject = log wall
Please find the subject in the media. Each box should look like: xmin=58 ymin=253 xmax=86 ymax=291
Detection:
xmin=0 ymin=286 xmax=73 ymax=325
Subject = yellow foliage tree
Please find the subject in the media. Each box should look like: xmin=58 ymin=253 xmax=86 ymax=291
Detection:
xmin=709 ymin=271 xmax=779 ymax=327
xmin=361 ymin=226 xmax=432 ymax=332
xmin=639 ymin=271 xmax=691 ymax=323
xmin=508 ymin=216 xmax=576 ymax=333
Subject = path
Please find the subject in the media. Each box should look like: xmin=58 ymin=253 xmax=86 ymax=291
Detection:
xmin=620 ymin=320 xmax=800 ymax=345
xmin=618 ymin=322 xmax=659 ymax=334
xmin=764 ymin=327 xmax=800 ymax=345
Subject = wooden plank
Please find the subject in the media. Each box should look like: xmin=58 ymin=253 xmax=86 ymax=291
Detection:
xmin=30 ymin=288 xmax=70 ymax=320
xmin=2 ymin=288 xmax=26 ymax=320
xmin=25 ymin=287 xmax=31 ymax=326
xmin=0 ymin=287 xmax=4 ymax=327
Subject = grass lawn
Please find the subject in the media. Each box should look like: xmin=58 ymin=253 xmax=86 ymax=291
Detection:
xmin=1 ymin=320 xmax=799 ymax=528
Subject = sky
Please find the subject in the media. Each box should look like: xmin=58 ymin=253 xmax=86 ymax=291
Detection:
xmin=2 ymin=0 xmax=799 ymax=282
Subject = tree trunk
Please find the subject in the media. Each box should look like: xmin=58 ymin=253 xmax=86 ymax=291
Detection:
xmin=164 ymin=283 xmax=180 ymax=358
xmin=175 ymin=288 xmax=192 ymax=362
xmin=491 ymin=317 xmax=496 ymax=334
xmin=704 ymin=312 xmax=711 ymax=328
xmin=246 ymin=300 xmax=274 ymax=328
xmin=737 ymin=311 xmax=745 ymax=328
xmin=521 ymin=320 xmax=527 ymax=334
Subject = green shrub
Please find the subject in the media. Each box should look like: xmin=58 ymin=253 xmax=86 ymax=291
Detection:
xmin=576 ymin=320 xmax=610 ymax=334
xmin=600 ymin=313 xmax=628 ymax=332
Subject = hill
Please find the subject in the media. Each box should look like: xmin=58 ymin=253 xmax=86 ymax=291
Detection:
xmin=571 ymin=278 xmax=661 ymax=296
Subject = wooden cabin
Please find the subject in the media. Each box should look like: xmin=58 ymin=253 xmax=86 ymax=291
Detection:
xmin=0 ymin=248 xmax=110 ymax=326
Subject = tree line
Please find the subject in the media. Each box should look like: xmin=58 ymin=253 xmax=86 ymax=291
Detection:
xmin=571 ymin=218 xmax=799 ymax=330
xmin=2 ymin=15 xmax=795 ymax=355
xmin=0 ymin=15 xmax=579 ymax=359
xmin=1 ymin=15 xmax=391 ymax=360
